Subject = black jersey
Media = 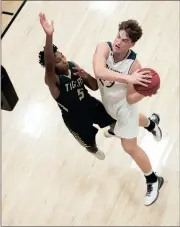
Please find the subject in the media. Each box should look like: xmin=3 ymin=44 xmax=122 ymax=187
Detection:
xmin=55 ymin=61 xmax=92 ymax=115
xmin=53 ymin=61 xmax=116 ymax=146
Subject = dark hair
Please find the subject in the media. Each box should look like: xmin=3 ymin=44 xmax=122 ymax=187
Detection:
xmin=38 ymin=44 xmax=58 ymax=67
xmin=118 ymin=19 xmax=143 ymax=43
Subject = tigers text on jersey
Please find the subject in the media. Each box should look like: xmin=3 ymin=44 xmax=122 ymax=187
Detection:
xmin=55 ymin=61 xmax=91 ymax=114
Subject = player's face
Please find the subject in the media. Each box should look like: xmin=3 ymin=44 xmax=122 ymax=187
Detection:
xmin=54 ymin=51 xmax=69 ymax=75
xmin=113 ymin=30 xmax=135 ymax=53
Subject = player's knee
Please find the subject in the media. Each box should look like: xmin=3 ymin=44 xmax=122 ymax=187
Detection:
xmin=121 ymin=139 xmax=137 ymax=156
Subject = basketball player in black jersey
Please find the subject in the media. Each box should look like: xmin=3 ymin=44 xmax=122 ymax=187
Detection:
xmin=38 ymin=12 xmax=117 ymax=160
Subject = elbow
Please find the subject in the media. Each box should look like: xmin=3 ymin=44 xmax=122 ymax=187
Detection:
xmin=92 ymin=84 xmax=99 ymax=91
xmin=93 ymin=65 xmax=104 ymax=79
xmin=126 ymin=93 xmax=145 ymax=105
xmin=126 ymin=94 xmax=136 ymax=105
xmin=126 ymin=97 xmax=133 ymax=105
xmin=94 ymin=69 xmax=105 ymax=80
xmin=90 ymin=82 xmax=99 ymax=91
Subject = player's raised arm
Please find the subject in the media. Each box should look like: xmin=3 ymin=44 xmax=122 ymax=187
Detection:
xmin=39 ymin=12 xmax=57 ymax=84
xmin=93 ymin=43 xmax=152 ymax=87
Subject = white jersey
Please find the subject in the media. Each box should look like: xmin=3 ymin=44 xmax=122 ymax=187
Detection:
xmin=97 ymin=42 xmax=138 ymax=138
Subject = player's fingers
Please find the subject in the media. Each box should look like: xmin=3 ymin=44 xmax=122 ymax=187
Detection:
xmin=43 ymin=13 xmax=46 ymax=20
xmin=141 ymin=74 xmax=152 ymax=79
xmin=140 ymin=71 xmax=151 ymax=75
xmin=39 ymin=13 xmax=44 ymax=22
xmin=73 ymin=72 xmax=79 ymax=75
xmin=72 ymin=66 xmax=79 ymax=70
xmin=140 ymin=79 xmax=151 ymax=83
xmin=138 ymin=82 xmax=149 ymax=87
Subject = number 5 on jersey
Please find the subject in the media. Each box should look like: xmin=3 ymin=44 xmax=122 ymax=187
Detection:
xmin=77 ymin=88 xmax=84 ymax=100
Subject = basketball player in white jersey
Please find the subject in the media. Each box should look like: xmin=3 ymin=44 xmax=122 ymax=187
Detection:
xmin=93 ymin=19 xmax=164 ymax=206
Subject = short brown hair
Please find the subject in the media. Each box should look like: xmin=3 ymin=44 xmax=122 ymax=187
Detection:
xmin=118 ymin=19 xmax=143 ymax=43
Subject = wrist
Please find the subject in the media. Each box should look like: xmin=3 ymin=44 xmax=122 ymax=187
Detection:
xmin=124 ymin=75 xmax=131 ymax=83
xmin=83 ymin=72 xmax=90 ymax=79
xmin=117 ymin=74 xmax=129 ymax=84
xmin=46 ymin=33 xmax=53 ymax=38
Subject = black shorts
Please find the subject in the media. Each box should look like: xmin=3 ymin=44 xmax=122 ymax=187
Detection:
xmin=63 ymin=97 xmax=116 ymax=148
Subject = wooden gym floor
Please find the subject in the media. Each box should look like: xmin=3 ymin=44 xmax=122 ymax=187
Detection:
xmin=1 ymin=1 xmax=179 ymax=226
xmin=1 ymin=1 xmax=24 ymax=35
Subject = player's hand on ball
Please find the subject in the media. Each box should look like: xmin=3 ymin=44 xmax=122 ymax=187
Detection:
xmin=72 ymin=66 xmax=88 ymax=78
xmin=39 ymin=12 xmax=54 ymax=36
xmin=128 ymin=69 xmax=152 ymax=87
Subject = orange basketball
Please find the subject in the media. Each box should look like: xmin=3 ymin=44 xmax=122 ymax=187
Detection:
xmin=134 ymin=68 xmax=160 ymax=96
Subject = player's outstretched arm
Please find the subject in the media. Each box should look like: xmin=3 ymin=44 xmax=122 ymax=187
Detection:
xmin=39 ymin=12 xmax=57 ymax=85
xmin=72 ymin=64 xmax=98 ymax=91
xmin=93 ymin=43 xmax=152 ymax=87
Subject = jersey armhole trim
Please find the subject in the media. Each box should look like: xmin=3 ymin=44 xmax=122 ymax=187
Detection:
xmin=128 ymin=60 xmax=136 ymax=74
xmin=106 ymin=41 xmax=113 ymax=52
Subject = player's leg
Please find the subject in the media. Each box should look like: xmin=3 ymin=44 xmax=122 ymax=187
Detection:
xmin=121 ymin=137 xmax=164 ymax=206
xmin=113 ymin=107 xmax=164 ymax=206
xmin=139 ymin=113 xmax=162 ymax=141
xmin=90 ymin=97 xmax=116 ymax=131
xmin=104 ymin=112 xmax=162 ymax=141
xmin=65 ymin=120 xmax=105 ymax=160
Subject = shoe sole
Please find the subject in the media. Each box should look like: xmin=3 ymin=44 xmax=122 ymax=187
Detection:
xmin=151 ymin=113 xmax=163 ymax=141
xmin=154 ymin=125 xmax=162 ymax=141
xmin=151 ymin=113 xmax=160 ymax=125
xmin=145 ymin=177 xmax=164 ymax=206
xmin=94 ymin=154 xmax=105 ymax=160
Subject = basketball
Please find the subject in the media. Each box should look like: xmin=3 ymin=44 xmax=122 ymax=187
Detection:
xmin=134 ymin=68 xmax=160 ymax=96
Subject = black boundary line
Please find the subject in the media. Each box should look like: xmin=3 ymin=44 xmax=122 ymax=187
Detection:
xmin=1 ymin=0 xmax=27 ymax=39
xmin=2 ymin=11 xmax=14 ymax=16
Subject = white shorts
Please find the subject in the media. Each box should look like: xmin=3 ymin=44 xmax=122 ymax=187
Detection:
xmin=103 ymin=99 xmax=139 ymax=139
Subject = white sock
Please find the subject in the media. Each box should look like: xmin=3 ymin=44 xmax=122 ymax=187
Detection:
xmin=144 ymin=170 xmax=153 ymax=176
xmin=145 ymin=119 xmax=150 ymax=127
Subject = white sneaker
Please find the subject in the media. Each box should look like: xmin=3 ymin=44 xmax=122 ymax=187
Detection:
xmin=150 ymin=113 xmax=160 ymax=125
xmin=149 ymin=113 xmax=162 ymax=141
xmin=144 ymin=176 xmax=164 ymax=206
xmin=104 ymin=122 xmax=116 ymax=138
xmin=104 ymin=129 xmax=115 ymax=138
xmin=94 ymin=149 xmax=105 ymax=160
